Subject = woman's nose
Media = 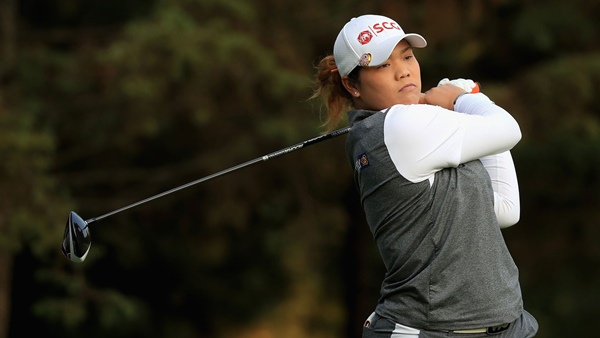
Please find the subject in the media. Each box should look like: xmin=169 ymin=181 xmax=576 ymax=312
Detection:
xmin=395 ymin=65 xmax=410 ymax=80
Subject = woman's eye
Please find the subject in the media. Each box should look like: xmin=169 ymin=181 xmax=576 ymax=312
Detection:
xmin=377 ymin=63 xmax=390 ymax=69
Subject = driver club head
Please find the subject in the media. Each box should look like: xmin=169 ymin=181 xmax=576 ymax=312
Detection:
xmin=62 ymin=211 xmax=91 ymax=263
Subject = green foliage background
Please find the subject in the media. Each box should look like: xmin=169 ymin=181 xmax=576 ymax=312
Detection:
xmin=1 ymin=0 xmax=599 ymax=337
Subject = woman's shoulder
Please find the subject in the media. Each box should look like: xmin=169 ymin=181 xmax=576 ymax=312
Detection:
xmin=385 ymin=103 xmax=447 ymax=126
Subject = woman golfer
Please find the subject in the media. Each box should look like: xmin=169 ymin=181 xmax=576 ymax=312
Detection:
xmin=312 ymin=14 xmax=538 ymax=338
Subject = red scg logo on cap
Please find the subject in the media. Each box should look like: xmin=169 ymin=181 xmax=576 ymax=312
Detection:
xmin=372 ymin=21 xmax=401 ymax=33
xmin=357 ymin=30 xmax=373 ymax=45
xmin=357 ymin=21 xmax=402 ymax=45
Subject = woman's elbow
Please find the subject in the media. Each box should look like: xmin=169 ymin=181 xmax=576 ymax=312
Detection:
xmin=498 ymin=211 xmax=520 ymax=228
xmin=496 ymin=199 xmax=520 ymax=228
xmin=504 ymin=120 xmax=522 ymax=149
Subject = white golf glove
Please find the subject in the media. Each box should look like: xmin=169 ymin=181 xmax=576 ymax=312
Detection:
xmin=438 ymin=78 xmax=478 ymax=92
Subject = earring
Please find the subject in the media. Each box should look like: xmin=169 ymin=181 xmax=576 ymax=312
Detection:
xmin=354 ymin=91 xmax=359 ymax=96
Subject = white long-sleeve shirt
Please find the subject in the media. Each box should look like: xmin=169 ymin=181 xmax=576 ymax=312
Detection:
xmin=383 ymin=93 xmax=521 ymax=227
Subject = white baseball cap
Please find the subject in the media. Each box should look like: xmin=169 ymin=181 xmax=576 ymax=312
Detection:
xmin=333 ymin=14 xmax=427 ymax=77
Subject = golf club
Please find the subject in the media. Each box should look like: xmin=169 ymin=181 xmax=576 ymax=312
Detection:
xmin=62 ymin=126 xmax=351 ymax=263
xmin=62 ymin=82 xmax=481 ymax=263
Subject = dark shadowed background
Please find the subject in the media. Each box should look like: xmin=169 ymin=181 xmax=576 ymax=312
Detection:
xmin=1 ymin=0 xmax=599 ymax=337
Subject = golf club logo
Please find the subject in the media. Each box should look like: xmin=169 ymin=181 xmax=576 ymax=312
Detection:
xmin=357 ymin=30 xmax=373 ymax=45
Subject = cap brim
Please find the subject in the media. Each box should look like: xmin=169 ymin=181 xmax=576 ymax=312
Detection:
xmin=369 ymin=33 xmax=427 ymax=67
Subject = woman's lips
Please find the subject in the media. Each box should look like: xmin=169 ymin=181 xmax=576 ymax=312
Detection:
xmin=400 ymin=84 xmax=416 ymax=92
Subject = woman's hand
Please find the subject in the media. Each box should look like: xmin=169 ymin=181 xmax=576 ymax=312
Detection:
xmin=420 ymin=84 xmax=467 ymax=110
xmin=420 ymin=78 xmax=480 ymax=109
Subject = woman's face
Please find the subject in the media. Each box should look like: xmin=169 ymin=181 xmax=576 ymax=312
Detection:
xmin=348 ymin=40 xmax=422 ymax=110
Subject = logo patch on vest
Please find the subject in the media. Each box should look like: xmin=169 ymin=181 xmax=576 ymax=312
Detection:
xmin=354 ymin=153 xmax=370 ymax=172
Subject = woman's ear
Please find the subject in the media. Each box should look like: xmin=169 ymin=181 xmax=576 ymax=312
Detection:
xmin=342 ymin=76 xmax=359 ymax=97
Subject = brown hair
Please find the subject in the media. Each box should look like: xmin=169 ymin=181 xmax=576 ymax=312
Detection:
xmin=310 ymin=55 xmax=359 ymax=132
